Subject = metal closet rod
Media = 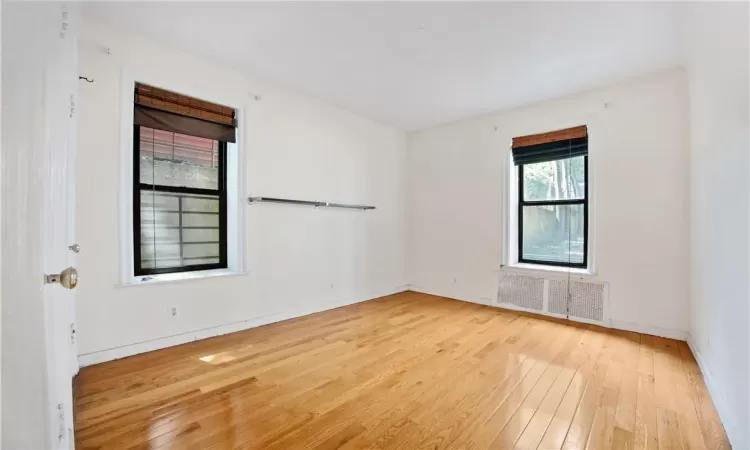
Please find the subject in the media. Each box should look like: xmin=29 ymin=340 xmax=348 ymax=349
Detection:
xmin=247 ymin=196 xmax=376 ymax=210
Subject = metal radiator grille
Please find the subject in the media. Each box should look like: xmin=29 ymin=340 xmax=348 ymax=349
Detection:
xmin=548 ymin=279 xmax=604 ymax=321
xmin=497 ymin=273 xmax=544 ymax=311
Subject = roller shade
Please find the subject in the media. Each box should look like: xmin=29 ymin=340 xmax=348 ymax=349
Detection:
xmin=134 ymin=107 xmax=236 ymax=143
xmin=512 ymin=126 xmax=587 ymax=166
xmin=134 ymin=83 xmax=236 ymax=143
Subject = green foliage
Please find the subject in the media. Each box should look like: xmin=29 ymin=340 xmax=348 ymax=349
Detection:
xmin=521 ymin=156 xmax=586 ymax=263
xmin=522 ymin=156 xmax=584 ymax=201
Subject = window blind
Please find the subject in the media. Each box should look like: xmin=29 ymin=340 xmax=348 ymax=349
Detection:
xmin=511 ymin=125 xmax=588 ymax=166
xmin=134 ymin=83 xmax=237 ymax=143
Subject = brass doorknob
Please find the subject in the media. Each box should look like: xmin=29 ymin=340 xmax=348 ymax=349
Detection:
xmin=45 ymin=267 xmax=78 ymax=289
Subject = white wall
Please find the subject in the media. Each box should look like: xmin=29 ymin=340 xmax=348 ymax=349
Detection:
xmin=407 ymin=69 xmax=691 ymax=338
xmin=685 ymin=3 xmax=749 ymax=447
xmin=75 ymin=19 xmax=407 ymax=361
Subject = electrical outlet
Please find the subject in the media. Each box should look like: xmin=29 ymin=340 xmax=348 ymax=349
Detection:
xmin=170 ymin=307 xmax=178 ymax=317
xmin=453 ymin=278 xmax=457 ymax=284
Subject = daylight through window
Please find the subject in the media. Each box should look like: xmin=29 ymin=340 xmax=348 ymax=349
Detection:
xmin=132 ymin=83 xmax=236 ymax=276
xmin=512 ymin=127 xmax=588 ymax=268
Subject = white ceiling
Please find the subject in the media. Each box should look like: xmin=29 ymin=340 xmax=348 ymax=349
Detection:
xmin=81 ymin=2 xmax=686 ymax=131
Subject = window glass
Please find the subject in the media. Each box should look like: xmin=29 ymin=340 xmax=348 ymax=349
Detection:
xmin=139 ymin=191 xmax=221 ymax=269
xmin=139 ymin=127 xmax=219 ymax=190
xmin=523 ymin=156 xmax=585 ymax=201
xmin=521 ymin=203 xmax=584 ymax=265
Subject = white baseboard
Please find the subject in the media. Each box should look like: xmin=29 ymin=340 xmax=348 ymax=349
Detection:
xmin=686 ymin=335 xmax=744 ymax=449
xmin=78 ymin=286 xmax=409 ymax=367
xmin=610 ymin=319 xmax=687 ymax=341
xmin=496 ymin=301 xmax=613 ymax=329
xmin=407 ymin=285 xmax=486 ymax=305
xmin=409 ymin=286 xmax=688 ymax=341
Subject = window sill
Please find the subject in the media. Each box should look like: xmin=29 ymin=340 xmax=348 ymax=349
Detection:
xmin=120 ymin=268 xmax=246 ymax=287
xmin=503 ymin=263 xmax=596 ymax=279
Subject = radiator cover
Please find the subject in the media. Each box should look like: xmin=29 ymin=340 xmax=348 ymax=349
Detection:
xmin=497 ymin=270 xmax=608 ymax=325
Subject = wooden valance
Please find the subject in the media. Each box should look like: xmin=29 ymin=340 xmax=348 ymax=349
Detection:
xmin=135 ymin=83 xmax=235 ymax=126
xmin=512 ymin=125 xmax=587 ymax=149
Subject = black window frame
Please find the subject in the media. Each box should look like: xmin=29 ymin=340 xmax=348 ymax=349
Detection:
xmin=517 ymin=155 xmax=588 ymax=269
xmin=133 ymin=125 xmax=228 ymax=276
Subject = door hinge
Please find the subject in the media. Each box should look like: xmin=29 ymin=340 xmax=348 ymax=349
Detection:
xmin=69 ymin=94 xmax=75 ymax=119
xmin=70 ymin=323 xmax=76 ymax=345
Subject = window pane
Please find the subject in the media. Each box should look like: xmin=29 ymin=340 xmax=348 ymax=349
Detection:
xmin=522 ymin=204 xmax=584 ymax=264
xmin=183 ymin=243 xmax=220 ymax=258
xmin=139 ymin=127 xmax=219 ymax=190
xmin=183 ymin=228 xmax=220 ymax=243
xmin=140 ymin=190 xmax=222 ymax=270
xmin=523 ymin=156 xmax=585 ymax=201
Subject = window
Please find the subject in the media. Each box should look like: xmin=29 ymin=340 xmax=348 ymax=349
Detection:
xmin=132 ymin=83 xmax=236 ymax=276
xmin=513 ymin=127 xmax=588 ymax=268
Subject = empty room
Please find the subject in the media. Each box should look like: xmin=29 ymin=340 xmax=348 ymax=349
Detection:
xmin=2 ymin=1 xmax=748 ymax=449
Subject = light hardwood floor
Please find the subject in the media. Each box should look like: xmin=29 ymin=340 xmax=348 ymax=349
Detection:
xmin=75 ymin=292 xmax=730 ymax=449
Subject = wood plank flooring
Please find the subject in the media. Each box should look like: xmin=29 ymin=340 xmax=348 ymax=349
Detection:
xmin=74 ymin=292 xmax=730 ymax=449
